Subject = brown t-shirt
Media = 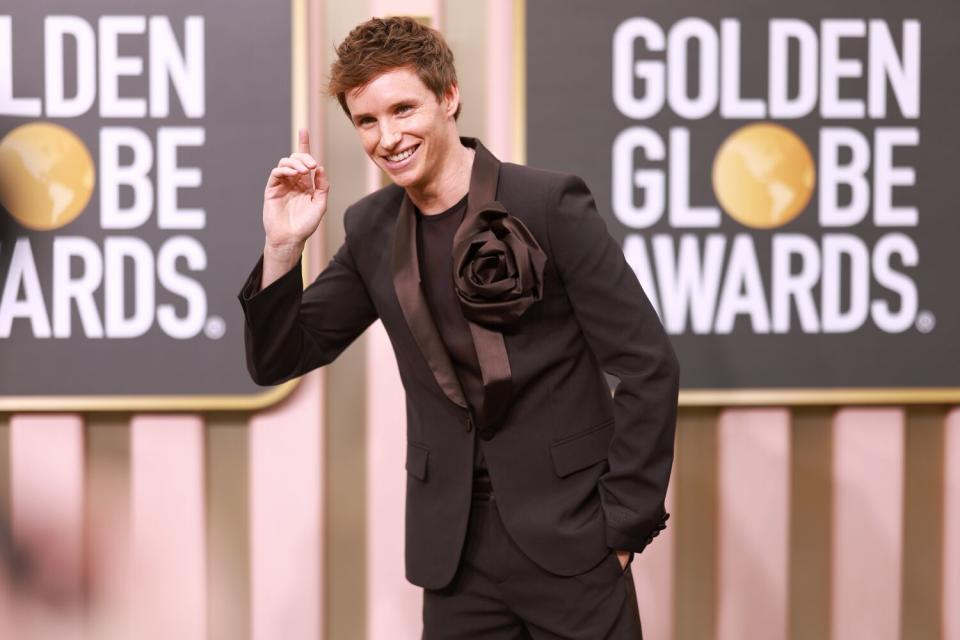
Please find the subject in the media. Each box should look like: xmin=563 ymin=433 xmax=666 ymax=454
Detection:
xmin=415 ymin=194 xmax=487 ymax=471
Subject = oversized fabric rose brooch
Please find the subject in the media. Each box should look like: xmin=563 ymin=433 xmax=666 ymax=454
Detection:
xmin=451 ymin=201 xmax=547 ymax=330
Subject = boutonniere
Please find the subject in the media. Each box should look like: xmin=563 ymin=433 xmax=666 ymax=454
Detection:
xmin=452 ymin=201 xmax=547 ymax=330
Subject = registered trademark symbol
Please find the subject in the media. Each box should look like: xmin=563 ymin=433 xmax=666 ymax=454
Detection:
xmin=204 ymin=316 xmax=226 ymax=339
xmin=915 ymin=311 xmax=935 ymax=334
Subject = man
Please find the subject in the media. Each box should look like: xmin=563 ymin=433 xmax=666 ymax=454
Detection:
xmin=238 ymin=16 xmax=679 ymax=639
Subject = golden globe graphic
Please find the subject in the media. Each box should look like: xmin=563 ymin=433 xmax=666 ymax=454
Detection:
xmin=711 ymin=123 xmax=815 ymax=230
xmin=0 ymin=6 xmax=295 ymax=408
xmin=528 ymin=4 xmax=958 ymax=398
xmin=0 ymin=122 xmax=95 ymax=231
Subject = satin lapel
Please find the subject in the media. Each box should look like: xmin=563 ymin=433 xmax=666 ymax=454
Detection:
xmin=456 ymin=138 xmax=515 ymax=431
xmin=462 ymin=138 xmax=498 ymax=211
xmin=392 ymin=192 xmax=469 ymax=409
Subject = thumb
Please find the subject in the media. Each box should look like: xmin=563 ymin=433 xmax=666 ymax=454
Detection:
xmin=313 ymin=165 xmax=329 ymax=194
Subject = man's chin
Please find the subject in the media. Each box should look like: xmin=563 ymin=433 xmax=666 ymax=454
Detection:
xmin=385 ymin=169 xmax=419 ymax=189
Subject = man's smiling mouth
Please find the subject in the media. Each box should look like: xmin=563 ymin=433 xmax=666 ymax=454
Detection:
xmin=385 ymin=144 xmax=420 ymax=163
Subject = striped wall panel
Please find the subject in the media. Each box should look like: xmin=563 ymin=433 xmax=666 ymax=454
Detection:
xmin=0 ymin=407 xmax=956 ymax=639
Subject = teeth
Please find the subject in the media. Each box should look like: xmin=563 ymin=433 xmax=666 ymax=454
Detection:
xmin=387 ymin=146 xmax=417 ymax=162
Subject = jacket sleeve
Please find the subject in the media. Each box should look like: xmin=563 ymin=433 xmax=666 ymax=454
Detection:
xmin=237 ymin=230 xmax=379 ymax=386
xmin=544 ymin=174 xmax=679 ymax=554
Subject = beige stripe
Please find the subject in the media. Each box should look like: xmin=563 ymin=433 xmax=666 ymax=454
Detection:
xmin=0 ymin=414 xmax=9 ymax=520
xmin=83 ymin=414 xmax=132 ymax=538
xmin=901 ymin=406 xmax=945 ymax=640
xmin=291 ymin=0 xmax=308 ymax=151
xmin=83 ymin=413 xmax=133 ymax=637
xmin=443 ymin=0 xmax=487 ymax=139
xmin=511 ymin=0 xmax=525 ymax=164
xmin=0 ymin=411 xmax=8 ymax=640
xmin=323 ymin=0 xmax=373 ymax=637
xmin=84 ymin=413 xmax=131 ymax=508
xmin=674 ymin=408 xmax=719 ymax=640
xmin=322 ymin=190 xmax=371 ymax=631
xmin=206 ymin=413 xmax=252 ymax=640
xmin=484 ymin=0 xmax=517 ymax=160
xmin=788 ymin=408 xmax=834 ymax=640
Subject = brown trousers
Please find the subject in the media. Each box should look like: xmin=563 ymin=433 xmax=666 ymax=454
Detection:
xmin=422 ymin=490 xmax=643 ymax=639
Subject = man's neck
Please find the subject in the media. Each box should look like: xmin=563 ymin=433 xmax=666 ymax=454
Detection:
xmin=406 ymin=138 xmax=475 ymax=215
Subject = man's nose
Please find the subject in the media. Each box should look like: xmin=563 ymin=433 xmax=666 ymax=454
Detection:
xmin=379 ymin=124 xmax=401 ymax=150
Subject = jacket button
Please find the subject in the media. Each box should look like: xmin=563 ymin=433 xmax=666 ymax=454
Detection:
xmin=479 ymin=428 xmax=494 ymax=441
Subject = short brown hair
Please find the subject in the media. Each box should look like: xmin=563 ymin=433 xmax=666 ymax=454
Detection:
xmin=327 ymin=17 xmax=461 ymax=121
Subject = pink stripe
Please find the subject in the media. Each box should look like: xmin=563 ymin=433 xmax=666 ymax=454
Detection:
xmin=831 ymin=409 xmax=904 ymax=640
xmin=371 ymin=0 xmax=441 ymax=18
xmin=8 ymin=414 xmax=85 ymax=639
xmin=944 ymin=408 xmax=960 ymax=640
xmin=717 ymin=409 xmax=790 ymax=640
xmin=634 ymin=466 xmax=675 ymax=640
xmin=485 ymin=0 xmax=515 ymax=161
xmin=249 ymin=372 xmax=324 ymax=640
xmin=366 ymin=322 xmax=422 ymax=639
xmin=130 ymin=415 xmax=206 ymax=640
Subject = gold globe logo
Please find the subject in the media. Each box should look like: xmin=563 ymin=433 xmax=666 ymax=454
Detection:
xmin=712 ymin=123 xmax=815 ymax=229
xmin=0 ymin=122 xmax=95 ymax=231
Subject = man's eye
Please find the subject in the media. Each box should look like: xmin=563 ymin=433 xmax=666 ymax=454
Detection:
xmin=358 ymin=117 xmax=375 ymax=126
xmin=397 ymin=104 xmax=413 ymax=114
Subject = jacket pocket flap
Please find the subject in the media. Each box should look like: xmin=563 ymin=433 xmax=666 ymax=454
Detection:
xmin=550 ymin=419 xmax=614 ymax=478
xmin=406 ymin=442 xmax=429 ymax=481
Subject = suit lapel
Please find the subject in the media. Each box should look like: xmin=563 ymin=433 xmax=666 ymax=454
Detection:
xmin=391 ymin=137 xmax=515 ymax=430
xmin=455 ymin=139 xmax=514 ymax=430
xmin=392 ymin=191 xmax=469 ymax=410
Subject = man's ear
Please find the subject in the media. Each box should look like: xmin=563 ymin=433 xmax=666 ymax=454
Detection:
xmin=442 ymin=83 xmax=461 ymax=119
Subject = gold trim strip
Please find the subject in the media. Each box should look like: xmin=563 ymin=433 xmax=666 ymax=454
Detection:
xmin=0 ymin=380 xmax=298 ymax=412
xmin=512 ymin=0 xmax=526 ymax=164
xmin=680 ymin=387 xmax=960 ymax=407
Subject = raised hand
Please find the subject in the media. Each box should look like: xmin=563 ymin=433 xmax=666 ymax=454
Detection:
xmin=260 ymin=128 xmax=330 ymax=287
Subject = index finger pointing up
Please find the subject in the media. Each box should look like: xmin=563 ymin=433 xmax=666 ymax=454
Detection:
xmin=298 ymin=127 xmax=311 ymax=153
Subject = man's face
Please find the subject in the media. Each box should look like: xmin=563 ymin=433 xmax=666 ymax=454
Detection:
xmin=345 ymin=66 xmax=459 ymax=191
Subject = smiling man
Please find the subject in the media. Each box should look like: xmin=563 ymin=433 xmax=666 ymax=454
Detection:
xmin=238 ymin=16 xmax=678 ymax=639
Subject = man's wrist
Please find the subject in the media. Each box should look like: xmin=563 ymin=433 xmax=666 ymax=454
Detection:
xmin=261 ymin=241 xmax=305 ymax=290
xmin=264 ymin=239 xmax=305 ymax=262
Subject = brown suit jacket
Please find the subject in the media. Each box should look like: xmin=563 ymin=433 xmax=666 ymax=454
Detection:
xmin=237 ymin=138 xmax=679 ymax=589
